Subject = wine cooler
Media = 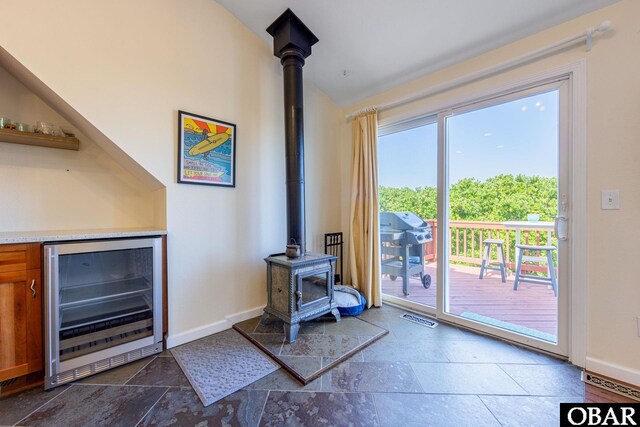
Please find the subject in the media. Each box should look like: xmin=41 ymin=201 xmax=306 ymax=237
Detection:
xmin=44 ymin=237 xmax=163 ymax=389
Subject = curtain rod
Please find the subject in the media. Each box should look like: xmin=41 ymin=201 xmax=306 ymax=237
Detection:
xmin=345 ymin=20 xmax=612 ymax=121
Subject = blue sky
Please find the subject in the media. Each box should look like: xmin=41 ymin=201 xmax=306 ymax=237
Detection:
xmin=378 ymin=90 xmax=559 ymax=188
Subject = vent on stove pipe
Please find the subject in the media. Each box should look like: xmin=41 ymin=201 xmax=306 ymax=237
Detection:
xmin=267 ymin=9 xmax=318 ymax=255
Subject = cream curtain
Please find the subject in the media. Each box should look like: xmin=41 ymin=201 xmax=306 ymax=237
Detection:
xmin=349 ymin=110 xmax=381 ymax=308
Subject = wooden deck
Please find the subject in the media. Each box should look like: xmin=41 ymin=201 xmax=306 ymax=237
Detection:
xmin=381 ymin=263 xmax=558 ymax=337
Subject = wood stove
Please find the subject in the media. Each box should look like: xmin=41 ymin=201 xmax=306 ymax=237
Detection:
xmin=262 ymin=253 xmax=339 ymax=342
xmin=261 ymin=9 xmax=340 ymax=342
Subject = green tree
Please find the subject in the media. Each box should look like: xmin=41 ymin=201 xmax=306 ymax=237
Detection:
xmin=379 ymin=174 xmax=557 ymax=222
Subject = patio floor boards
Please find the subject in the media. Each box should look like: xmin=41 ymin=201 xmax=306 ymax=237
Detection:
xmin=381 ymin=263 xmax=558 ymax=336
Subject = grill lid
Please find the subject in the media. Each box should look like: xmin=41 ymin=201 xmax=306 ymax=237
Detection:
xmin=380 ymin=212 xmax=432 ymax=245
xmin=380 ymin=212 xmax=429 ymax=231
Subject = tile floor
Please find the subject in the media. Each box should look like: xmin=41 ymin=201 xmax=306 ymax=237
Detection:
xmin=0 ymin=305 xmax=588 ymax=427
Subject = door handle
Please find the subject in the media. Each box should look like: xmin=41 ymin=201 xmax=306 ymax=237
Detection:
xmin=554 ymin=217 xmax=568 ymax=241
xmin=30 ymin=279 xmax=36 ymax=298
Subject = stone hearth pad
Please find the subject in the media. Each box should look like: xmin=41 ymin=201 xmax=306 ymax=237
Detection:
xmin=233 ymin=316 xmax=388 ymax=384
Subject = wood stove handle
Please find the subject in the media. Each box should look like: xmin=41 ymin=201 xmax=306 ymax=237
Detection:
xmin=296 ymin=290 xmax=302 ymax=303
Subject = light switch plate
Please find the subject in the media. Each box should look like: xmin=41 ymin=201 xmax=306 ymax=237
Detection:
xmin=601 ymin=190 xmax=620 ymax=210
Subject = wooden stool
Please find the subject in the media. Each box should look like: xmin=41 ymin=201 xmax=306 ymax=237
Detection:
xmin=513 ymin=244 xmax=557 ymax=296
xmin=479 ymin=239 xmax=506 ymax=283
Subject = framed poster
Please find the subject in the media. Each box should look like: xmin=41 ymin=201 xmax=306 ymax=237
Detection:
xmin=177 ymin=110 xmax=236 ymax=187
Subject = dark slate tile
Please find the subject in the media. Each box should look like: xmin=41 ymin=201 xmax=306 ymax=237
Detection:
xmin=382 ymin=319 xmax=470 ymax=342
xmin=324 ymin=317 xmax=385 ymax=337
xmin=480 ymin=395 xmax=584 ymax=427
xmin=249 ymin=333 xmax=285 ymax=355
xmin=374 ymin=393 xmax=501 ymax=427
xmin=299 ymin=319 xmax=326 ymax=335
xmin=277 ymin=355 xmax=323 ymax=379
xmin=127 ymin=356 xmax=191 ymax=388
xmin=253 ymin=317 xmax=324 ymax=335
xmin=252 ymin=319 xmax=283 ymax=335
xmin=260 ymin=390 xmax=379 ymax=427
xmin=357 ymin=305 xmax=406 ymax=323
xmin=0 ymin=385 xmax=69 ymax=426
xmin=361 ymin=309 xmax=481 ymax=341
xmin=322 ymin=361 xmax=422 ymax=393
xmin=280 ymin=334 xmax=360 ymax=358
xmin=498 ymin=364 xmax=585 ymax=396
xmin=139 ymin=388 xmax=268 ymax=427
xmin=440 ymin=339 xmax=563 ymax=364
xmin=387 ymin=321 xmax=480 ymax=341
xmin=361 ymin=336 xmax=449 ymax=362
xmin=78 ymin=357 xmax=154 ymax=385
xmin=18 ymin=384 xmax=167 ymax=427
xmin=244 ymin=368 xmax=321 ymax=391
xmin=322 ymin=350 xmax=364 ymax=367
xmin=234 ymin=316 xmax=261 ymax=333
xmin=410 ymin=362 xmax=527 ymax=395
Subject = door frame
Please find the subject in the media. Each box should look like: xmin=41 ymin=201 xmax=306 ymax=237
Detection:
xmin=380 ymin=60 xmax=587 ymax=366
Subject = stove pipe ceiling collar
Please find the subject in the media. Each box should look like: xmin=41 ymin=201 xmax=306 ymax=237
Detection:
xmin=266 ymin=9 xmax=318 ymax=254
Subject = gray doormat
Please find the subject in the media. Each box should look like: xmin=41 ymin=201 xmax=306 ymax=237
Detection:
xmin=171 ymin=329 xmax=279 ymax=406
xmin=233 ymin=316 xmax=388 ymax=384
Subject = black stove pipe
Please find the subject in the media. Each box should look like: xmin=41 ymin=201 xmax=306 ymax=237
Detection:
xmin=282 ymin=49 xmax=306 ymax=253
xmin=267 ymin=9 xmax=318 ymax=255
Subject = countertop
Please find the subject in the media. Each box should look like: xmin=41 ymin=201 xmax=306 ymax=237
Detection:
xmin=0 ymin=227 xmax=167 ymax=244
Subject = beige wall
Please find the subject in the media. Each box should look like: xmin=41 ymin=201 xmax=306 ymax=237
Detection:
xmin=0 ymin=0 xmax=342 ymax=343
xmin=0 ymin=66 xmax=157 ymax=230
xmin=341 ymin=0 xmax=640 ymax=383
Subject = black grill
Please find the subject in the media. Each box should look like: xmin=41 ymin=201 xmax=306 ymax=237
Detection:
xmin=380 ymin=212 xmax=433 ymax=295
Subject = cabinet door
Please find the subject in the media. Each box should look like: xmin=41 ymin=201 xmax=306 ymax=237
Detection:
xmin=0 ymin=244 xmax=42 ymax=382
xmin=0 ymin=269 xmax=29 ymax=381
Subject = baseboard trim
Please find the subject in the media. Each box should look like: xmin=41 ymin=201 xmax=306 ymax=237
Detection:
xmin=166 ymin=306 xmax=264 ymax=349
xmin=585 ymin=356 xmax=640 ymax=388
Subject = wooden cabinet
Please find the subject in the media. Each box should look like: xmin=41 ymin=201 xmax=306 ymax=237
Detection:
xmin=0 ymin=244 xmax=42 ymax=382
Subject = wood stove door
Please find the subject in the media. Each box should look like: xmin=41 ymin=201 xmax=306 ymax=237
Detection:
xmin=296 ymin=267 xmax=331 ymax=311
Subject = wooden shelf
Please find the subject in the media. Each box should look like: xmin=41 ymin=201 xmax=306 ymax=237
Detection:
xmin=0 ymin=128 xmax=79 ymax=151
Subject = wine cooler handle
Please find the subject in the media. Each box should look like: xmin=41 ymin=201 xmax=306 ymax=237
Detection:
xmin=30 ymin=279 xmax=36 ymax=298
xmin=47 ymin=246 xmax=59 ymax=379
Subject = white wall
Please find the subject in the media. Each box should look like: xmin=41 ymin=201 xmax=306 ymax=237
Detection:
xmin=0 ymin=66 xmax=157 ymax=231
xmin=0 ymin=0 xmax=342 ymax=344
xmin=341 ymin=0 xmax=640 ymax=384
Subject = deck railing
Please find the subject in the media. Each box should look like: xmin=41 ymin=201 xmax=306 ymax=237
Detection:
xmin=424 ymin=220 xmax=556 ymax=273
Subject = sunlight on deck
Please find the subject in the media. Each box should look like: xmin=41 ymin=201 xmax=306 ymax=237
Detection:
xmin=381 ymin=263 xmax=558 ymax=338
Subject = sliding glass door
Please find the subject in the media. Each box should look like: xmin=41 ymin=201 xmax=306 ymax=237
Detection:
xmin=379 ymin=118 xmax=438 ymax=311
xmin=438 ymin=81 xmax=569 ymax=356
xmin=378 ymin=79 xmax=570 ymax=356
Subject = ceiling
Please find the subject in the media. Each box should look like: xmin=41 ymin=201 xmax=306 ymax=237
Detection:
xmin=215 ymin=0 xmax=619 ymax=106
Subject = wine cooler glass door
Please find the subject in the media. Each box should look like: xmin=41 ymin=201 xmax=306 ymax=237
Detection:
xmin=46 ymin=237 xmax=162 ymax=383
xmin=57 ymin=246 xmax=155 ymax=361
